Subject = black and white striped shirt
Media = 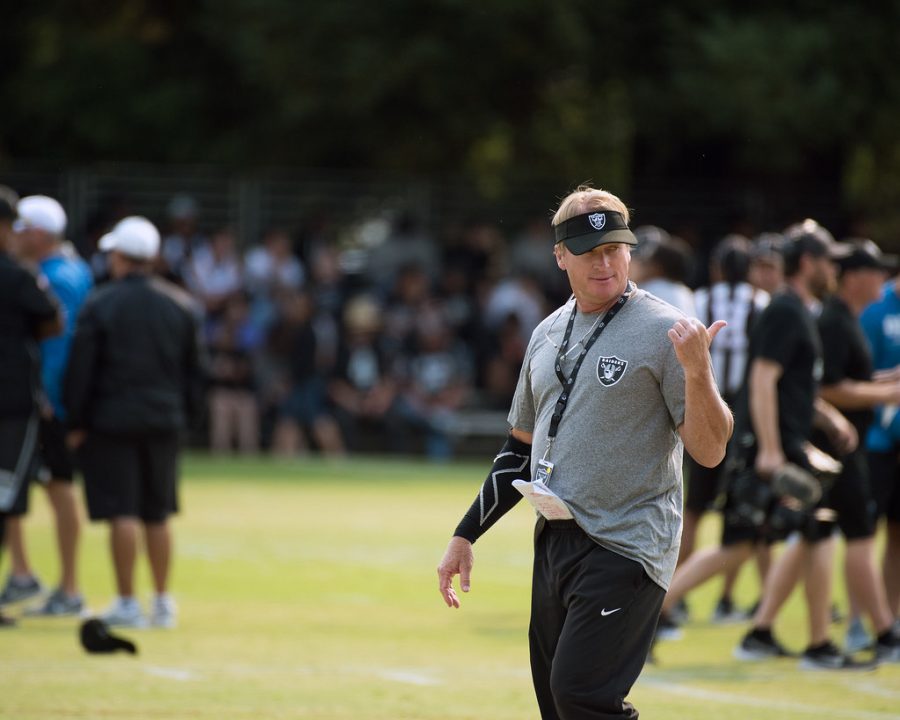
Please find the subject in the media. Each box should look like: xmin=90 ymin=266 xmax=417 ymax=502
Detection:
xmin=694 ymin=281 xmax=770 ymax=399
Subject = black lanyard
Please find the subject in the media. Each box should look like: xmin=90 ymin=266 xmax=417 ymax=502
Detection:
xmin=547 ymin=282 xmax=632 ymax=444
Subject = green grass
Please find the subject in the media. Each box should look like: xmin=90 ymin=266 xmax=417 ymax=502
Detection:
xmin=1 ymin=454 xmax=899 ymax=719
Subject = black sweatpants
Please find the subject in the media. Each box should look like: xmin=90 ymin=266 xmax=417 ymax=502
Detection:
xmin=530 ymin=520 xmax=665 ymax=720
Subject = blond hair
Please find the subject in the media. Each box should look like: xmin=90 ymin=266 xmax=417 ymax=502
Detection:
xmin=552 ymin=185 xmax=630 ymax=228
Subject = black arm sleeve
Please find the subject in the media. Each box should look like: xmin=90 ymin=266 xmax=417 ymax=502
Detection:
xmin=453 ymin=434 xmax=532 ymax=543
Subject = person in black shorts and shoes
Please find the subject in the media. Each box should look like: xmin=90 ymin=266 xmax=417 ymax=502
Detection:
xmin=437 ymin=185 xmax=733 ymax=719
xmin=729 ymin=221 xmax=868 ymax=669
xmin=0 ymin=185 xmax=62 ymax=627
xmin=861 ymin=271 xmax=900 ymax=630
xmin=64 ymin=216 xmax=204 ymax=629
xmin=815 ymin=240 xmax=900 ymax=661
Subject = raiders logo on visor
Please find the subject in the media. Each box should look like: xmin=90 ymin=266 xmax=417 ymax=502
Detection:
xmin=553 ymin=211 xmax=637 ymax=255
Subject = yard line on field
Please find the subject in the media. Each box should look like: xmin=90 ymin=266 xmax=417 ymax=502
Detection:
xmin=643 ymin=679 xmax=900 ymax=719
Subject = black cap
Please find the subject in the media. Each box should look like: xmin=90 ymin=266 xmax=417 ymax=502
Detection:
xmin=751 ymin=232 xmax=786 ymax=261
xmin=782 ymin=219 xmax=838 ymax=269
xmin=0 ymin=185 xmax=18 ymax=222
xmin=833 ymin=239 xmax=899 ymax=274
xmin=553 ymin=211 xmax=637 ymax=255
xmin=79 ymin=618 xmax=138 ymax=655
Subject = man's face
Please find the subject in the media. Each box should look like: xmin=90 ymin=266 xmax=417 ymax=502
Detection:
xmin=555 ymin=242 xmax=631 ymax=312
xmin=748 ymin=257 xmax=783 ymax=294
xmin=14 ymin=226 xmax=49 ymax=261
xmin=851 ymin=267 xmax=889 ymax=307
xmin=108 ymin=251 xmax=131 ymax=279
xmin=808 ymin=253 xmax=837 ymax=300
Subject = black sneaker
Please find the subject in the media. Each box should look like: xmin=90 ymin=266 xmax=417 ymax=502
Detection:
xmin=712 ymin=597 xmax=746 ymax=625
xmin=733 ymin=629 xmax=794 ymax=661
xmin=799 ymin=641 xmax=876 ymax=671
xmin=875 ymin=629 xmax=900 ymax=664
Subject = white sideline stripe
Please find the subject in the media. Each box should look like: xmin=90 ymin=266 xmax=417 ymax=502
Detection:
xmin=376 ymin=669 xmax=441 ymax=686
xmin=644 ymin=679 xmax=900 ymax=719
xmin=142 ymin=665 xmax=198 ymax=681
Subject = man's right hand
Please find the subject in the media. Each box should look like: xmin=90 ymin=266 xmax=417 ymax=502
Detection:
xmin=437 ymin=536 xmax=474 ymax=609
xmin=755 ymin=447 xmax=786 ymax=480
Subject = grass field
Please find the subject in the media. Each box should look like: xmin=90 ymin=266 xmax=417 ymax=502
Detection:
xmin=1 ymin=454 xmax=899 ymax=719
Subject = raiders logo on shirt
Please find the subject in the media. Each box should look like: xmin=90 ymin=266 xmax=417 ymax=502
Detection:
xmin=597 ymin=356 xmax=627 ymax=387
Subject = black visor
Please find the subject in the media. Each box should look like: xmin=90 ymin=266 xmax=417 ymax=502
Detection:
xmin=553 ymin=211 xmax=637 ymax=255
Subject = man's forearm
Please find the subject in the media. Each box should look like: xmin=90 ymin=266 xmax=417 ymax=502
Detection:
xmin=680 ymin=367 xmax=733 ymax=468
xmin=819 ymin=379 xmax=900 ymax=411
xmin=749 ymin=363 xmax=783 ymax=458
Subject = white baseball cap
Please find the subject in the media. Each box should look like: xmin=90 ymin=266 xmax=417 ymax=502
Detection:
xmin=13 ymin=195 xmax=67 ymax=236
xmin=98 ymin=216 xmax=161 ymax=260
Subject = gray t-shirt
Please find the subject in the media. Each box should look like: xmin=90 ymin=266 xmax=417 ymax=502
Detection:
xmin=508 ymin=288 xmax=687 ymax=589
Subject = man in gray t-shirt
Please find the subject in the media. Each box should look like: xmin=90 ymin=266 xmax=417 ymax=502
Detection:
xmin=438 ymin=186 xmax=732 ymax=720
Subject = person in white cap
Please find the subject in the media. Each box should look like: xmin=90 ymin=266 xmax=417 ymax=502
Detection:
xmin=0 ymin=195 xmax=94 ymax=617
xmin=64 ymin=216 xmax=205 ymax=629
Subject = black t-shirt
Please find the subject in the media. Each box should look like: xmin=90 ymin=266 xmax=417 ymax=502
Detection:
xmin=63 ymin=274 xmax=203 ymax=435
xmin=0 ymin=252 xmax=59 ymax=418
xmin=817 ymin=295 xmax=873 ymax=438
xmin=733 ymin=290 xmax=822 ymax=458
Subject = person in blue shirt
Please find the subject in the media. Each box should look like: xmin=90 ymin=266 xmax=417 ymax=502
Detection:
xmin=0 ymin=196 xmax=93 ymax=616
xmin=861 ymin=270 xmax=900 ymax=625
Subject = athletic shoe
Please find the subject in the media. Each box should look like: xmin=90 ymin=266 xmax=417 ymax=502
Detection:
xmin=655 ymin=612 xmax=683 ymax=641
xmin=712 ymin=597 xmax=746 ymax=625
xmin=150 ymin=594 xmax=177 ymax=629
xmin=844 ymin=617 xmax=873 ymax=654
xmin=733 ymin=629 xmax=795 ymax=661
xmin=799 ymin=641 xmax=876 ymax=671
xmin=875 ymin=631 xmax=900 ymax=663
xmin=0 ymin=612 xmax=16 ymax=628
xmin=100 ymin=597 xmax=147 ymax=628
xmin=24 ymin=588 xmax=85 ymax=617
xmin=0 ymin=574 xmax=43 ymax=606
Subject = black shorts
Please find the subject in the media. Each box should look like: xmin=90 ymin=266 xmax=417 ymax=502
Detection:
xmin=817 ymin=449 xmax=876 ymax=541
xmin=869 ymin=450 xmax=900 ymax=524
xmin=79 ymin=432 xmax=180 ymax=523
xmin=0 ymin=414 xmax=40 ymax=517
xmin=37 ymin=416 xmax=76 ymax=482
xmin=684 ymin=454 xmax=724 ymax=514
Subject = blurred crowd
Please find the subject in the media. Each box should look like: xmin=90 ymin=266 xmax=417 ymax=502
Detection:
xmin=10 ymin=190 xmax=892 ymax=464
